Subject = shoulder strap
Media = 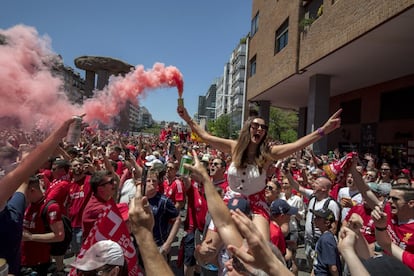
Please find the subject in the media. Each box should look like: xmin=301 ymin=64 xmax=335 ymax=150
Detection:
xmin=323 ymin=197 xmax=332 ymax=210
xmin=350 ymin=192 xmax=361 ymax=199
xmin=41 ymin=199 xmax=57 ymax=228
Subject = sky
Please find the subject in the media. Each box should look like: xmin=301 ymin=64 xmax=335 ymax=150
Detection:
xmin=1 ymin=1 xmax=252 ymax=124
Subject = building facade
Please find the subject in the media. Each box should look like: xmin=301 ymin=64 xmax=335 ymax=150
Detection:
xmin=247 ymin=0 xmax=414 ymax=164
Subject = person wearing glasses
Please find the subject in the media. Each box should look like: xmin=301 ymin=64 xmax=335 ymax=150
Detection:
xmin=71 ymin=240 xmax=128 ymax=276
xmin=265 ymin=178 xmax=281 ymax=205
xmin=82 ymin=171 xmax=118 ymax=241
xmin=378 ymin=162 xmax=393 ymax=184
xmin=351 ymin=157 xmax=414 ymax=263
xmin=178 ymin=105 xmax=342 ymax=241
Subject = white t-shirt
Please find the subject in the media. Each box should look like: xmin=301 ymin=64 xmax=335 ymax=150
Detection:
xmin=337 ymin=187 xmax=363 ymax=221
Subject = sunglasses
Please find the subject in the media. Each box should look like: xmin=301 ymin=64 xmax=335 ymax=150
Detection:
xmin=250 ymin=122 xmax=268 ymax=131
xmin=265 ymin=185 xmax=274 ymax=191
xmin=99 ymin=178 xmax=114 ymax=186
xmin=210 ymin=162 xmax=221 ymax=167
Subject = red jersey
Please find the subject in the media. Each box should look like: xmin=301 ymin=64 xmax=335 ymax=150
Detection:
xmin=184 ymin=180 xmax=207 ymax=233
xmin=345 ymin=203 xmax=392 ymax=244
xmin=388 ymin=215 xmax=414 ymax=253
xmin=213 ymin=179 xmax=229 ymax=194
xmin=45 ymin=178 xmax=71 ymax=214
xmin=269 ymin=221 xmax=286 ymax=255
xmin=82 ymin=194 xmax=114 ymax=241
xmin=21 ymin=200 xmax=62 ymax=266
xmin=68 ymin=175 xmax=92 ymax=228
xmin=163 ymin=178 xmax=185 ymax=204
xmin=402 ymin=251 xmax=414 ymax=271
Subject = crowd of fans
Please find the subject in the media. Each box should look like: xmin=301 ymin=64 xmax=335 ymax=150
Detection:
xmin=0 ymin=108 xmax=414 ymax=276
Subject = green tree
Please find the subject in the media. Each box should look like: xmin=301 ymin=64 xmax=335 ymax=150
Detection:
xmin=207 ymin=114 xmax=233 ymax=138
xmin=268 ymin=107 xmax=298 ymax=143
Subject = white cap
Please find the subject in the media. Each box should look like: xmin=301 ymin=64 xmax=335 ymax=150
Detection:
xmin=71 ymin=240 xmax=124 ymax=271
xmin=145 ymin=155 xmax=162 ymax=167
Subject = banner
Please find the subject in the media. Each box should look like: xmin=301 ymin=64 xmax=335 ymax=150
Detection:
xmin=70 ymin=200 xmax=142 ymax=275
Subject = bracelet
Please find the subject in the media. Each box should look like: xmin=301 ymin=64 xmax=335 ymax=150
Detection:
xmin=317 ymin=127 xmax=325 ymax=137
xmin=375 ymin=226 xmax=387 ymax=231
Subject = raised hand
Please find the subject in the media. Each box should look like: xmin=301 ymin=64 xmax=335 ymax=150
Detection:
xmin=320 ymin=109 xmax=342 ymax=135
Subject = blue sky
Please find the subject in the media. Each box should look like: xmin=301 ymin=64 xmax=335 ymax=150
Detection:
xmin=1 ymin=1 xmax=252 ymax=123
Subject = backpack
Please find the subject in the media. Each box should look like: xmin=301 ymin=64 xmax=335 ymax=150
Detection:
xmin=41 ymin=200 xmax=73 ymax=252
xmin=309 ymin=195 xmax=342 ymax=246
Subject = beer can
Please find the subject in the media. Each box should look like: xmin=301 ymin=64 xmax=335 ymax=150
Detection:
xmin=0 ymin=258 xmax=8 ymax=276
xmin=179 ymin=154 xmax=193 ymax=176
xmin=66 ymin=116 xmax=82 ymax=145
xmin=178 ymin=98 xmax=184 ymax=107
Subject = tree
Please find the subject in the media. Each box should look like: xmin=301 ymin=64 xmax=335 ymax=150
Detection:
xmin=207 ymin=114 xmax=233 ymax=138
xmin=268 ymin=107 xmax=298 ymax=143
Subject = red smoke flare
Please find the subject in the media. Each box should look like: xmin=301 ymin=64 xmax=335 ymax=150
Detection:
xmin=0 ymin=25 xmax=184 ymax=130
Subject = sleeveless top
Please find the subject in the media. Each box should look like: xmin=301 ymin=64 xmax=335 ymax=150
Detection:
xmin=226 ymin=162 xmax=267 ymax=196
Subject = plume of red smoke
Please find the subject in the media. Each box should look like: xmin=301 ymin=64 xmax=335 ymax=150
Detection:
xmin=0 ymin=25 xmax=184 ymax=130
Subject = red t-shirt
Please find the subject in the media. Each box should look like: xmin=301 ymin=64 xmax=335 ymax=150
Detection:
xmin=402 ymin=250 xmax=414 ymax=271
xmin=21 ymin=200 xmax=62 ymax=266
xmin=68 ymin=175 xmax=92 ymax=228
xmin=388 ymin=215 xmax=414 ymax=253
xmin=184 ymin=180 xmax=207 ymax=233
xmin=345 ymin=203 xmax=392 ymax=244
xmin=45 ymin=178 xmax=71 ymax=214
xmin=270 ymin=221 xmax=286 ymax=256
xmin=163 ymin=178 xmax=185 ymax=204
xmin=82 ymin=195 xmax=114 ymax=241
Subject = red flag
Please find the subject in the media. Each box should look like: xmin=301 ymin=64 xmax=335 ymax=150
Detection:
xmin=70 ymin=199 xmax=143 ymax=276
xmin=323 ymin=152 xmax=357 ymax=184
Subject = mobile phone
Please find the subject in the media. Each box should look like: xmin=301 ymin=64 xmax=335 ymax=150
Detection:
xmin=141 ymin=166 xmax=148 ymax=196
xmin=124 ymin=148 xmax=131 ymax=160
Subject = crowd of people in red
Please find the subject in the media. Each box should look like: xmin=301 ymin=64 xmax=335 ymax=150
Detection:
xmin=0 ymin=107 xmax=414 ymax=276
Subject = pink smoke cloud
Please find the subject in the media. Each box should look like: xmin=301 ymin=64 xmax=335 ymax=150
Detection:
xmin=0 ymin=25 xmax=184 ymax=130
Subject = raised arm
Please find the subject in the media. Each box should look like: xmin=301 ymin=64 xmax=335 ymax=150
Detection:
xmin=350 ymin=157 xmax=381 ymax=209
xmin=129 ymin=185 xmax=174 ymax=276
xmin=270 ymin=109 xmax=342 ymax=160
xmin=184 ymin=150 xmax=243 ymax=249
xmin=0 ymin=118 xmax=74 ymax=207
xmin=177 ymin=105 xmax=235 ymax=154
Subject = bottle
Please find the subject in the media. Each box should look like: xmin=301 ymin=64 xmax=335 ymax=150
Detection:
xmin=66 ymin=116 xmax=82 ymax=145
xmin=179 ymin=154 xmax=193 ymax=176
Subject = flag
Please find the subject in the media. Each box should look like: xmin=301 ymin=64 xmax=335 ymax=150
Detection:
xmin=323 ymin=152 xmax=357 ymax=184
xmin=70 ymin=199 xmax=142 ymax=276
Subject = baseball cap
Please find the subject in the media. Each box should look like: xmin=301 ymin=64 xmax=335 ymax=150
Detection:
xmin=201 ymin=154 xmax=210 ymax=162
xmin=145 ymin=155 xmax=162 ymax=167
xmin=270 ymin=199 xmax=298 ymax=216
xmin=71 ymin=240 xmax=124 ymax=271
xmin=310 ymin=208 xmax=335 ymax=222
xmin=368 ymin=182 xmax=391 ymax=196
xmin=227 ymin=197 xmax=251 ymax=215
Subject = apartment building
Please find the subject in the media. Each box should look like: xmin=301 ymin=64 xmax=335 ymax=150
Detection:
xmin=247 ymin=0 xmax=414 ymax=163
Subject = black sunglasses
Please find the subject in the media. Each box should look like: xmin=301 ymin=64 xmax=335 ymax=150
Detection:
xmin=265 ymin=185 xmax=274 ymax=191
xmin=99 ymin=178 xmax=114 ymax=186
xmin=250 ymin=122 xmax=268 ymax=131
xmin=210 ymin=162 xmax=221 ymax=167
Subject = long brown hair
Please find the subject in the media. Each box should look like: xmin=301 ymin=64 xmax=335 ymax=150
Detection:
xmin=232 ymin=117 xmax=271 ymax=173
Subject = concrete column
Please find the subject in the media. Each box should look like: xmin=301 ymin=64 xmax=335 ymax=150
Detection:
xmin=298 ymin=107 xmax=307 ymax=138
xmin=85 ymin=70 xmax=96 ymax=98
xmin=307 ymin=74 xmax=330 ymax=155
xmin=96 ymin=70 xmax=110 ymax=90
xmin=258 ymin=100 xmax=270 ymax=124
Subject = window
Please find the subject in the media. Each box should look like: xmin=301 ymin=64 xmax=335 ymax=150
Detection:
xmin=340 ymin=98 xmax=361 ymax=124
xmin=275 ymin=18 xmax=289 ymax=54
xmin=380 ymin=87 xmax=414 ymax=121
xmin=251 ymin=12 xmax=259 ymax=37
xmin=249 ymin=55 xmax=257 ymax=77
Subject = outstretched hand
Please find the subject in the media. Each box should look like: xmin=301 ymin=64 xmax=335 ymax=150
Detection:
xmin=129 ymin=183 xmax=154 ymax=234
xmin=183 ymin=150 xmax=209 ymax=181
xmin=227 ymin=209 xmax=283 ymax=272
xmin=321 ymin=109 xmax=342 ymax=135
xmin=177 ymin=105 xmax=192 ymax=123
xmin=53 ymin=117 xmax=76 ymax=140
